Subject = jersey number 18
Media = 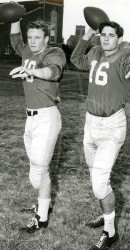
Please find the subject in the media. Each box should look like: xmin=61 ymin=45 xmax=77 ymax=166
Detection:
xmin=23 ymin=59 xmax=36 ymax=82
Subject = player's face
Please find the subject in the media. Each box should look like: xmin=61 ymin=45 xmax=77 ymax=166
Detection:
xmin=100 ymin=26 xmax=120 ymax=55
xmin=27 ymin=28 xmax=49 ymax=53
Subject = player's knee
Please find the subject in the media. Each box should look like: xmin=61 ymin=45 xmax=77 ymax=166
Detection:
xmin=92 ymin=184 xmax=105 ymax=199
xmin=29 ymin=172 xmax=41 ymax=189
xmin=30 ymin=155 xmax=45 ymax=168
xmin=29 ymin=165 xmax=50 ymax=189
xmin=92 ymin=181 xmax=112 ymax=200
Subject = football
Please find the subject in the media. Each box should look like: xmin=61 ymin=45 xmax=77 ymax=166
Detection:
xmin=0 ymin=2 xmax=26 ymax=23
xmin=83 ymin=6 xmax=109 ymax=30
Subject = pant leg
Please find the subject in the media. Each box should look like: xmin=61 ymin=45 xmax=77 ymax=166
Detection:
xmin=83 ymin=112 xmax=97 ymax=175
xmin=91 ymin=109 xmax=127 ymax=200
xmin=28 ymin=106 xmax=61 ymax=196
xmin=23 ymin=116 xmax=32 ymax=160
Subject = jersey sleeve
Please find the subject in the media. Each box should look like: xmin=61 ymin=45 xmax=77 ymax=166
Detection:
xmin=70 ymin=38 xmax=92 ymax=71
xmin=38 ymin=47 xmax=66 ymax=81
xmin=10 ymin=32 xmax=25 ymax=57
xmin=120 ymin=50 xmax=130 ymax=81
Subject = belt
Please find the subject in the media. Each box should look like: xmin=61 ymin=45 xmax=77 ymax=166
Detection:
xmin=26 ymin=110 xmax=38 ymax=116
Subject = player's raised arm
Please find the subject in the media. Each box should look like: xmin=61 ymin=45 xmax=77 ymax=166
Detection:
xmin=10 ymin=19 xmax=25 ymax=57
xmin=0 ymin=2 xmax=26 ymax=56
xmin=70 ymin=28 xmax=97 ymax=71
xmin=10 ymin=20 xmax=21 ymax=34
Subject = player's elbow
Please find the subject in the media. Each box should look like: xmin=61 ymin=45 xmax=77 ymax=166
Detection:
xmin=70 ymin=57 xmax=84 ymax=70
xmin=47 ymin=65 xmax=63 ymax=81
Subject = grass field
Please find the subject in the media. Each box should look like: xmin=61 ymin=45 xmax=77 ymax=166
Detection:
xmin=0 ymin=63 xmax=130 ymax=250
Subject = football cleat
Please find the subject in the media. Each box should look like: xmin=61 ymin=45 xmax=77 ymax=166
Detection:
xmin=89 ymin=230 xmax=118 ymax=250
xmin=86 ymin=215 xmax=104 ymax=228
xmin=20 ymin=214 xmax=48 ymax=233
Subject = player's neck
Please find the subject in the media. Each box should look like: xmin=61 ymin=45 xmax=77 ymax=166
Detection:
xmin=104 ymin=48 xmax=118 ymax=56
xmin=34 ymin=44 xmax=48 ymax=55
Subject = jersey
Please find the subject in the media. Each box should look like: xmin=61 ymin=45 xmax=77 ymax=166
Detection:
xmin=10 ymin=33 xmax=66 ymax=109
xmin=71 ymin=39 xmax=130 ymax=117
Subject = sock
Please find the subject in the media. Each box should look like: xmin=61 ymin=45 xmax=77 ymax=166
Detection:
xmin=103 ymin=211 xmax=115 ymax=237
xmin=37 ymin=198 xmax=51 ymax=222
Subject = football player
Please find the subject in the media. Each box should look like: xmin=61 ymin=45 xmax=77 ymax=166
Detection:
xmin=9 ymin=20 xmax=66 ymax=233
xmin=71 ymin=21 xmax=130 ymax=249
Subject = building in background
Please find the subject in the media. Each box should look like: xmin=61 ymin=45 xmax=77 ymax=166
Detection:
xmin=64 ymin=25 xmax=100 ymax=69
xmin=0 ymin=0 xmax=64 ymax=57
xmin=67 ymin=25 xmax=100 ymax=51
xmin=67 ymin=25 xmax=85 ymax=51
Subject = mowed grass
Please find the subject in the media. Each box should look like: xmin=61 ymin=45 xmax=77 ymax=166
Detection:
xmin=0 ymin=63 xmax=130 ymax=250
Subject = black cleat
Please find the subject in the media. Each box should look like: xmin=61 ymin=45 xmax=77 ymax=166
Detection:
xmin=89 ymin=230 xmax=118 ymax=250
xmin=20 ymin=214 xmax=48 ymax=233
xmin=86 ymin=215 xmax=104 ymax=228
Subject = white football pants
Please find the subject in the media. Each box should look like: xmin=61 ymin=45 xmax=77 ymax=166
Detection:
xmin=24 ymin=106 xmax=61 ymax=194
xmin=83 ymin=108 xmax=127 ymax=200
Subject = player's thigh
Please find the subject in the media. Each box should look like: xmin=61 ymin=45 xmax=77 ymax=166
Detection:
xmin=94 ymin=140 xmax=121 ymax=170
xmin=92 ymin=135 xmax=124 ymax=186
xmin=93 ymin=112 xmax=127 ymax=170
xmin=92 ymin=117 xmax=126 ymax=186
xmin=83 ymin=117 xmax=96 ymax=171
xmin=30 ymin=107 xmax=61 ymax=166
xmin=23 ymin=117 xmax=32 ymax=158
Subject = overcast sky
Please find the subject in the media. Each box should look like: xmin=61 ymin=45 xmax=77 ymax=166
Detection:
xmin=1 ymin=0 xmax=130 ymax=43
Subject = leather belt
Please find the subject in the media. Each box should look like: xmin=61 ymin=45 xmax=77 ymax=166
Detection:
xmin=26 ymin=110 xmax=38 ymax=116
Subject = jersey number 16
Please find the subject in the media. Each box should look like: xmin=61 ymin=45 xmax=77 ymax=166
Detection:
xmin=89 ymin=60 xmax=109 ymax=86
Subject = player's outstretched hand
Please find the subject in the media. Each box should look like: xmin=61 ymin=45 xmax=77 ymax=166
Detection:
xmin=11 ymin=72 xmax=28 ymax=79
xmin=9 ymin=66 xmax=23 ymax=76
xmin=82 ymin=28 xmax=99 ymax=41
xmin=9 ymin=66 xmax=28 ymax=79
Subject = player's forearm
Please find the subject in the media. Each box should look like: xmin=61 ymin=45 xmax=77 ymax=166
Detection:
xmin=71 ymin=28 xmax=98 ymax=70
xmin=31 ymin=68 xmax=52 ymax=80
xmin=10 ymin=32 xmax=24 ymax=57
xmin=24 ymin=64 xmax=62 ymax=81
xmin=25 ymin=66 xmax=62 ymax=81
xmin=10 ymin=21 xmax=21 ymax=34
xmin=82 ymin=28 xmax=98 ymax=41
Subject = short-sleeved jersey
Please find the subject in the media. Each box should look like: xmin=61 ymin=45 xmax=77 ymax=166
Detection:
xmin=10 ymin=33 xmax=66 ymax=109
xmin=71 ymin=39 xmax=130 ymax=117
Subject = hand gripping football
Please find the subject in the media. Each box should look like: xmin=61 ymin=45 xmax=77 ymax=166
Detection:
xmin=84 ymin=6 xmax=109 ymax=30
xmin=0 ymin=2 xmax=26 ymax=23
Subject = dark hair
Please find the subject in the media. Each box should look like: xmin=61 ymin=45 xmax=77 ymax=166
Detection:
xmin=99 ymin=21 xmax=124 ymax=38
xmin=27 ymin=20 xmax=49 ymax=37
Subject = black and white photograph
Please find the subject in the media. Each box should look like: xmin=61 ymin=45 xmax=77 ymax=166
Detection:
xmin=0 ymin=0 xmax=129 ymax=249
